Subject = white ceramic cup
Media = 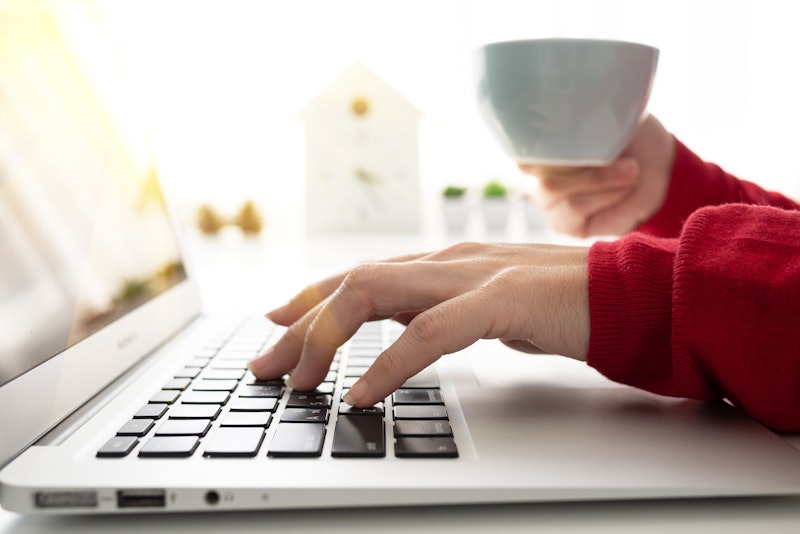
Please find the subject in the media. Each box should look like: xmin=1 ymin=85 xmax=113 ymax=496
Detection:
xmin=475 ymin=38 xmax=659 ymax=166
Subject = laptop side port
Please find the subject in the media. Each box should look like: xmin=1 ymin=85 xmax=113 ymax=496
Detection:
xmin=116 ymin=489 xmax=166 ymax=508
xmin=35 ymin=491 xmax=98 ymax=509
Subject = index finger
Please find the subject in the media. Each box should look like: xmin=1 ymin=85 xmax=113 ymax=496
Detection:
xmin=286 ymin=257 xmax=485 ymax=392
xmin=520 ymin=158 xmax=638 ymax=198
xmin=267 ymin=251 xmax=430 ymax=325
xmin=343 ymin=290 xmax=494 ymax=407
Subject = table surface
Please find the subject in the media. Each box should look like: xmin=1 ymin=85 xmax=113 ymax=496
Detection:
xmin=3 ymin=229 xmax=800 ymax=531
xmin=3 ymin=497 xmax=800 ymax=533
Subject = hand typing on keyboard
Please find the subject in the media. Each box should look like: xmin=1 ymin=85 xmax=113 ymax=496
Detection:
xmin=247 ymin=242 xmax=590 ymax=408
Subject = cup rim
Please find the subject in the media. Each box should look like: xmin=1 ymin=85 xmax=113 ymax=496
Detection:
xmin=477 ymin=37 xmax=658 ymax=54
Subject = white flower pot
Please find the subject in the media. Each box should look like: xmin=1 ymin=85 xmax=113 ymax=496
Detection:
xmin=482 ymin=198 xmax=510 ymax=233
xmin=522 ymin=196 xmax=545 ymax=232
xmin=442 ymin=198 xmax=470 ymax=233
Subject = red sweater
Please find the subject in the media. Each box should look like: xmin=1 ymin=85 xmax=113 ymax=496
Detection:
xmin=587 ymin=139 xmax=800 ymax=431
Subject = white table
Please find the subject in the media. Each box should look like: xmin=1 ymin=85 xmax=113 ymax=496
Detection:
xmin=3 ymin=496 xmax=800 ymax=533
xmin=3 ymin=229 xmax=800 ymax=532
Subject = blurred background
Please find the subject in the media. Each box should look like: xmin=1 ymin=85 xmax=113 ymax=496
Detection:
xmin=83 ymin=0 xmax=800 ymax=238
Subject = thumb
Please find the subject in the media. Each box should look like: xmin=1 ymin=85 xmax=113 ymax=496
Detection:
xmin=607 ymin=156 xmax=639 ymax=183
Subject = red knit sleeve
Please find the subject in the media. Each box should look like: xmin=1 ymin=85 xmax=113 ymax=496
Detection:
xmin=588 ymin=204 xmax=800 ymax=431
xmin=636 ymin=139 xmax=800 ymax=238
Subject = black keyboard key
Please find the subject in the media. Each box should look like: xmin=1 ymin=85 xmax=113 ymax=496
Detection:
xmin=268 ymin=423 xmax=326 ymax=457
xmin=393 ymin=389 xmax=443 ymax=405
xmin=220 ymin=411 xmax=272 ymax=427
xmin=195 ymin=348 xmax=219 ymax=359
xmin=323 ymin=371 xmax=337 ymax=382
xmin=133 ymin=404 xmax=168 ymax=419
xmin=342 ymin=377 xmax=359 ymax=389
xmin=174 ymin=367 xmax=200 ymax=379
xmin=193 ymin=379 xmax=239 ymax=392
xmin=332 ymin=415 xmax=385 ymax=458
xmin=228 ymin=397 xmax=278 ymax=412
xmin=170 ymin=404 xmax=221 ymax=420
xmin=393 ymin=405 xmax=448 ymax=420
xmin=204 ymin=427 xmax=265 ymax=458
xmin=149 ymin=390 xmax=180 ymax=404
xmin=180 ymin=391 xmax=230 ymax=405
xmin=344 ymin=366 xmax=369 ymax=377
xmin=139 ymin=436 xmax=199 ymax=457
xmin=237 ymin=384 xmax=283 ymax=398
xmin=287 ymin=392 xmax=331 ymax=408
xmin=217 ymin=348 xmax=258 ymax=360
xmin=395 ymin=437 xmax=458 ymax=458
xmin=394 ymin=420 xmax=453 ymax=437
xmin=246 ymin=377 xmax=285 ymax=387
xmin=308 ymin=382 xmax=334 ymax=395
xmin=281 ymin=408 xmax=329 ymax=423
xmin=401 ymin=371 xmax=439 ymax=389
xmin=155 ymin=419 xmax=212 ymax=436
xmin=338 ymin=403 xmax=384 ymax=416
xmin=163 ymin=378 xmax=192 ymax=391
xmin=211 ymin=359 xmax=250 ymax=370
xmin=185 ymin=356 xmax=211 ymax=368
xmin=347 ymin=357 xmax=378 ymax=367
xmin=116 ymin=419 xmax=154 ymax=437
xmin=97 ymin=436 xmax=138 ymax=457
xmin=202 ymin=369 xmax=246 ymax=381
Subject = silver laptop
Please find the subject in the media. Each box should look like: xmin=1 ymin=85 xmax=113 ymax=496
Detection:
xmin=3 ymin=0 xmax=800 ymax=515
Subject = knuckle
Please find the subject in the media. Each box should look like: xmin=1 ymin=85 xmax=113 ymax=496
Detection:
xmin=372 ymin=349 xmax=408 ymax=381
xmin=444 ymin=241 xmax=484 ymax=256
xmin=280 ymin=322 xmax=307 ymax=348
xmin=485 ymin=267 xmax=519 ymax=290
xmin=479 ymin=267 xmax=527 ymax=323
xmin=408 ymin=307 xmax=448 ymax=347
xmin=337 ymin=263 xmax=388 ymax=312
xmin=342 ymin=262 xmax=385 ymax=292
xmin=303 ymin=315 xmax=334 ymax=352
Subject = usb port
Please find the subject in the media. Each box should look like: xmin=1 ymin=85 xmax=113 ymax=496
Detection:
xmin=116 ymin=489 xmax=166 ymax=508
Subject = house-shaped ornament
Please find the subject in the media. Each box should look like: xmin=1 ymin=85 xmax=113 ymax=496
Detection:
xmin=301 ymin=62 xmax=423 ymax=233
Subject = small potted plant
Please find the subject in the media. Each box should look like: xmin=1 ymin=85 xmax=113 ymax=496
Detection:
xmin=441 ymin=185 xmax=470 ymax=233
xmin=481 ymin=180 xmax=510 ymax=233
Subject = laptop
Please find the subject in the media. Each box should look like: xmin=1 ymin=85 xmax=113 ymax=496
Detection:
xmin=3 ymin=0 xmax=800 ymax=515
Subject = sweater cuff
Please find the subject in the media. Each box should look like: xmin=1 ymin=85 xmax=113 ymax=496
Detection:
xmin=636 ymin=138 xmax=711 ymax=237
xmin=636 ymin=136 xmax=754 ymax=238
xmin=587 ymin=234 xmax=677 ymax=393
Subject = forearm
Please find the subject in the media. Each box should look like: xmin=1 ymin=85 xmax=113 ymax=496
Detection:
xmin=636 ymin=139 xmax=800 ymax=238
xmin=588 ymin=204 xmax=800 ymax=431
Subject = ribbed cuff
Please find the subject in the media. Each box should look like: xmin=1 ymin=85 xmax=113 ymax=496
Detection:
xmin=637 ymin=138 xmax=731 ymax=238
xmin=587 ymin=234 xmax=677 ymax=394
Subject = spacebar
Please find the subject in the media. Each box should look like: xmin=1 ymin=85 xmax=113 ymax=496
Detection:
xmin=331 ymin=415 xmax=385 ymax=457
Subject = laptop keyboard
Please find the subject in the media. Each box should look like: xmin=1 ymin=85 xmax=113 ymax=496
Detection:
xmin=96 ymin=318 xmax=458 ymax=460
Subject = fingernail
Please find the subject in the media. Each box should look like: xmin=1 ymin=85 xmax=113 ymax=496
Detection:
xmin=286 ymin=367 xmax=305 ymax=390
xmin=247 ymin=347 xmax=274 ymax=376
xmin=265 ymin=305 xmax=284 ymax=319
xmin=342 ymin=378 xmax=368 ymax=407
